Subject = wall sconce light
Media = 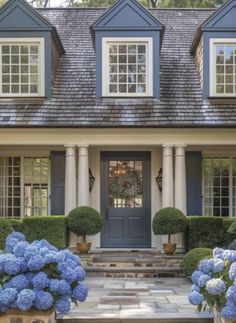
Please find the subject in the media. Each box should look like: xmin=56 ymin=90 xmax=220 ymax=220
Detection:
xmin=156 ymin=168 xmax=162 ymax=192
xmin=89 ymin=168 xmax=95 ymax=192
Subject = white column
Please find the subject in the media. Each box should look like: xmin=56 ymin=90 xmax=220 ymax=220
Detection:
xmin=78 ymin=145 xmax=90 ymax=206
xmin=65 ymin=145 xmax=76 ymax=214
xmin=175 ymin=145 xmax=187 ymax=214
xmin=162 ymin=145 xmax=174 ymax=207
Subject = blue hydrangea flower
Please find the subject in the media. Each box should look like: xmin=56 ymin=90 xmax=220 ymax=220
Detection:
xmin=212 ymin=259 xmax=224 ymax=273
xmin=191 ymin=285 xmax=200 ymax=293
xmin=17 ymin=257 xmax=28 ymax=273
xmin=222 ymin=305 xmax=236 ymax=321
xmin=0 ymin=288 xmax=17 ymax=306
xmin=44 ymin=252 xmax=58 ymax=264
xmin=28 ymin=255 xmax=45 ymax=271
xmin=206 ymin=278 xmax=226 ymax=295
xmin=73 ymin=284 xmax=88 ymax=302
xmin=198 ymin=274 xmax=211 ymax=288
xmin=7 ymin=274 xmax=29 ymax=291
xmin=58 ymin=280 xmax=72 ymax=296
xmin=226 ymin=286 xmax=236 ymax=304
xmin=207 ymin=258 xmax=215 ymax=271
xmin=32 ymin=272 xmax=49 ymax=290
xmin=57 ymin=262 xmax=67 ymax=272
xmin=24 ymin=246 xmax=39 ymax=261
xmin=40 ymin=247 xmax=50 ymax=258
xmin=25 ymin=272 xmax=35 ymax=283
xmin=76 ymin=266 xmax=86 ymax=281
xmin=13 ymin=241 xmax=29 ymax=258
xmin=16 ymin=289 xmax=35 ymax=311
xmin=0 ymin=305 xmax=9 ymax=313
xmin=49 ymin=279 xmax=60 ymax=294
xmin=5 ymin=238 xmax=19 ymax=253
xmin=191 ymin=271 xmax=202 ymax=285
xmin=56 ymin=297 xmax=71 ymax=314
xmin=7 ymin=232 xmax=25 ymax=242
xmin=223 ymin=250 xmax=236 ymax=262
xmin=4 ymin=257 xmax=21 ymax=276
xmin=199 ymin=259 xmax=210 ymax=274
xmin=34 ymin=291 xmax=53 ymax=310
xmin=188 ymin=291 xmax=203 ymax=306
xmin=66 ymin=259 xmax=78 ymax=269
xmin=213 ymin=248 xmax=224 ymax=259
xmin=230 ymin=263 xmax=236 ymax=281
xmin=60 ymin=267 xmax=77 ymax=284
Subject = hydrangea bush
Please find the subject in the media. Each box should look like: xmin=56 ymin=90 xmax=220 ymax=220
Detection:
xmin=188 ymin=247 xmax=236 ymax=321
xmin=0 ymin=232 xmax=88 ymax=314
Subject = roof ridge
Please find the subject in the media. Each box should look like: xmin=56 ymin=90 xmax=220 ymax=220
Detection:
xmin=37 ymin=7 xmax=215 ymax=11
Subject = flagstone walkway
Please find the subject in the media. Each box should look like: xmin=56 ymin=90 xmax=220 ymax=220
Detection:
xmin=57 ymin=277 xmax=213 ymax=323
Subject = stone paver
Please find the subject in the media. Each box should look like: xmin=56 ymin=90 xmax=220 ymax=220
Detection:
xmin=58 ymin=277 xmax=214 ymax=322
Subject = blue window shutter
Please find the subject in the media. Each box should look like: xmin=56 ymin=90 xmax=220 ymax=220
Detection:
xmin=51 ymin=151 xmax=65 ymax=215
xmin=186 ymin=151 xmax=202 ymax=215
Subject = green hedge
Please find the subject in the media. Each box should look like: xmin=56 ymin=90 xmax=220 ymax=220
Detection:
xmin=0 ymin=218 xmax=13 ymax=250
xmin=222 ymin=218 xmax=235 ymax=247
xmin=183 ymin=248 xmax=212 ymax=277
xmin=7 ymin=219 xmax=24 ymax=232
xmin=187 ymin=216 xmax=224 ymax=250
xmin=22 ymin=216 xmax=68 ymax=249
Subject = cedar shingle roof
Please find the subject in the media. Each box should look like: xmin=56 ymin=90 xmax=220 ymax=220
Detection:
xmin=2 ymin=7 xmax=236 ymax=128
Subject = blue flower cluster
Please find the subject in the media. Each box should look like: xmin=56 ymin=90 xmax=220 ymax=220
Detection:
xmin=0 ymin=232 xmax=88 ymax=314
xmin=188 ymin=247 xmax=236 ymax=321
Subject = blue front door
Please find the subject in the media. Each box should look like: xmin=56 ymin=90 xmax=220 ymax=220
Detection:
xmin=101 ymin=152 xmax=151 ymax=248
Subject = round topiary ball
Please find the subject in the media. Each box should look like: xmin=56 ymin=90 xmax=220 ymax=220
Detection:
xmin=67 ymin=207 xmax=102 ymax=241
xmin=183 ymin=247 xmax=212 ymax=277
xmin=152 ymin=207 xmax=188 ymax=236
xmin=0 ymin=218 xmax=13 ymax=250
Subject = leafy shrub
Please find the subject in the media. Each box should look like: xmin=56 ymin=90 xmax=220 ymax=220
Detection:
xmin=152 ymin=207 xmax=188 ymax=243
xmin=223 ymin=218 xmax=236 ymax=247
xmin=187 ymin=216 xmax=223 ymax=250
xmin=67 ymin=206 xmax=103 ymax=242
xmin=0 ymin=218 xmax=13 ymax=250
xmin=7 ymin=219 xmax=24 ymax=232
xmin=183 ymin=247 xmax=212 ymax=277
xmin=23 ymin=216 xmax=67 ymax=249
xmin=228 ymin=239 xmax=236 ymax=250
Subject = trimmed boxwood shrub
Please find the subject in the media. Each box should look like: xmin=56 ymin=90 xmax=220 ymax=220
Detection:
xmin=183 ymin=247 xmax=212 ymax=278
xmin=67 ymin=206 xmax=103 ymax=242
xmin=187 ymin=216 xmax=224 ymax=250
xmin=0 ymin=218 xmax=13 ymax=250
xmin=23 ymin=216 xmax=68 ymax=249
xmin=152 ymin=207 xmax=188 ymax=243
xmin=7 ymin=219 xmax=24 ymax=233
xmin=222 ymin=218 xmax=236 ymax=247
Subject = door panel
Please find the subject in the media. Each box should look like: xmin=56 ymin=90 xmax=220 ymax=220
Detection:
xmin=101 ymin=152 xmax=151 ymax=248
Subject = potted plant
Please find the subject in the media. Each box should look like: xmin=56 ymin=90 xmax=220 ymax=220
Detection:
xmin=67 ymin=206 xmax=103 ymax=254
xmin=152 ymin=207 xmax=188 ymax=254
xmin=188 ymin=247 xmax=236 ymax=323
xmin=0 ymin=231 xmax=88 ymax=322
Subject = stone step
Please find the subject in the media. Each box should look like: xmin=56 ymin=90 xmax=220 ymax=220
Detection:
xmin=57 ymin=315 xmax=213 ymax=323
xmin=92 ymin=255 xmax=184 ymax=263
xmin=85 ymin=266 xmax=183 ymax=278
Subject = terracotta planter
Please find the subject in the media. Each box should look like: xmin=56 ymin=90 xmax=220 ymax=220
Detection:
xmin=214 ymin=308 xmax=236 ymax=323
xmin=0 ymin=309 xmax=56 ymax=323
xmin=77 ymin=242 xmax=91 ymax=254
xmin=163 ymin=243 xmax=176 ymax=255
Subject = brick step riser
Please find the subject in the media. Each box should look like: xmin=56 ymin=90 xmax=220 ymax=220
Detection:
xmin=58 ymin=319 xmax=213 ymax=323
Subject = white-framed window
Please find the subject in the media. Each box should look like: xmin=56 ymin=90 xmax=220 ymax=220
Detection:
xmin=203 ymin=156 xmax=236 ymax=217
xmin=102 ymin=37 xmax=153 ymax=97
xmin=0 ymin=38 xmax=45 ymax=97
xmin=210 ymin=38 xmax=236 ymax=97
xmin=0 ymin=156 xmax=50 ymax=218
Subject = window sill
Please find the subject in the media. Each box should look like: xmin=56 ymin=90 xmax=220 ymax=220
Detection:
xmin=208 ymin=96 xmax=236 ymax=104
xmin=0 ymin=97 xmax=45 ymax=105
xmin=100 ymin=96 xmax=158 ymax=105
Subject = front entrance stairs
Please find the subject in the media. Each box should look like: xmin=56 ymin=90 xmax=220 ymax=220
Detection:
xmin=79 ymin=251 xmax=184 ymax=278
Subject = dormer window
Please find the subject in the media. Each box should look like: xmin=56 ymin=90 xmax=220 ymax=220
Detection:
xmin=210 ymin=39 xmax=236 ymax=97
xmin=102 ymin=37 xmax=153 ymax=97
xmin=0 ymin=38 xmax=45 ymax=97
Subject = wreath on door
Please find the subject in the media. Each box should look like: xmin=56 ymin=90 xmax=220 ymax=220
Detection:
xmin=109 ymin=170 xmax=142 ymax=198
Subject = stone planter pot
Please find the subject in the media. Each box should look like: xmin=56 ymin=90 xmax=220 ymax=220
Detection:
xmin=0 ymin=309 xmax=56 ymax=323
xmin=163 ymin=243 xmax=176 ymax=255
xmin=214 ymin=308 xmax=236 ymax=323
xmin=77 ymin=242 xmax=91 ymax=254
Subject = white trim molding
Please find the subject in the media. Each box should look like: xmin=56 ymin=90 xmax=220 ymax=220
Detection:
xmin=102 ymin=37 xmax=153 ymax=97
xmin=210 ymin=38 xmax=236 ymax=97
xmin=0 ymin=37 xmax=45 ymax=97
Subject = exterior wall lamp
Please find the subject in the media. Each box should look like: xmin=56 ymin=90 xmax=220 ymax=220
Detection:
xmin=156 ymin=167 xmax=162 ymax=192
xmin=89 ymin=168 xmax=95 ymax=192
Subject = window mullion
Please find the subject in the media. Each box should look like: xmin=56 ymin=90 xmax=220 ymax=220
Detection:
xmin=20 ymin=156 xmax=24 ymax=219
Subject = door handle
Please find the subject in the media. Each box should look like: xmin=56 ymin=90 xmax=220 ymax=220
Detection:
xmin=106 ymin=208 xmax=108 ymax=221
